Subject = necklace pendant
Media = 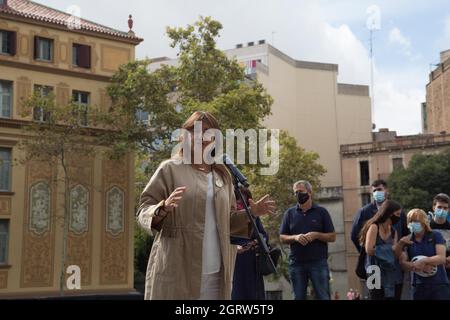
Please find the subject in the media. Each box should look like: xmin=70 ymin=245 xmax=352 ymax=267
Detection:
xmin=215 ymin=177 xmax=224 ymax=188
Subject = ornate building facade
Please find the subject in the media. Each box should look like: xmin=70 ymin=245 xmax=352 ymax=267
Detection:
xmin=0 ymin=0 xmax=142 ymax=297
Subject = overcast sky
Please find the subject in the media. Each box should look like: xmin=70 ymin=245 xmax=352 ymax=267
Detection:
xmin=37 ymin=0 xmax=450 ymax=135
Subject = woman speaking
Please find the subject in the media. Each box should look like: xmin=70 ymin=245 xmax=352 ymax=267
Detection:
xmin=137 ymin=111 xmax=275 ymax=300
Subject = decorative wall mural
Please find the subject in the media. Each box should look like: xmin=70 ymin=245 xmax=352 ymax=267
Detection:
xmin=106 ymin=187 xmax=124 ymax=236
xmin=29 ymin=182 xmax=51 ymax=235
xmin=69 ymin=184 xmax=89 ymax=234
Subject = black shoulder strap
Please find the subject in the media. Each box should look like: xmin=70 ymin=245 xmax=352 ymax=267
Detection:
xmin=407 ymin=243 xmax=413 ymax=260
xmin=426 ymin=231 xmax=436 ymax=244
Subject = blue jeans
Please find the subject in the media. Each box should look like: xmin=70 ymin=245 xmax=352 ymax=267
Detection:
xmin=289 ymin=259 xmax=330 ymax=300
xmin=413 ymin=284 xmax=450 ymax=300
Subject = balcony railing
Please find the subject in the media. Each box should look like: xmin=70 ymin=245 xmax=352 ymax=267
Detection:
xmin=341 ymin=133 xmax=450 ymax=155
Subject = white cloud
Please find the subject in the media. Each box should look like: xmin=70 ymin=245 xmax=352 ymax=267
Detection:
xmin=389 ymin=28 xmax=411 ymax=48
xmin=373 ymin=76 xmax=424 ymax=135
xmin=388 ymin=27 xmax=414 ymax=58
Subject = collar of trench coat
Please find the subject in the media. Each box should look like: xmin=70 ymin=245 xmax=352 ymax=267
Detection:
xmin=136 ymin=159 xmax=253 ymax=300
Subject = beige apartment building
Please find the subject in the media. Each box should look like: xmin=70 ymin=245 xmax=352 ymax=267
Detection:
xmin=0 ymin=0 xmax=142 ymax=297
xmin=151 ymin=41 xmax=372 ymax=298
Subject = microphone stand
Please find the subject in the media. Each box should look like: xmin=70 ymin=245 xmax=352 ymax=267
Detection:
xmin=231 ymin=173 xmax=277 ymax=296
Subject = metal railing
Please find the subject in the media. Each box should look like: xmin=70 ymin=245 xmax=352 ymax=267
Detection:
xmin=341 ymin=133 xmax=450 ymax=155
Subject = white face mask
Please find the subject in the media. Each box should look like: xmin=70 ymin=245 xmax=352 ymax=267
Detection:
xmin=408 ymin=222 xmax=423 ymax=234
xmin=373 ymin=191 xmax=385 ymax=203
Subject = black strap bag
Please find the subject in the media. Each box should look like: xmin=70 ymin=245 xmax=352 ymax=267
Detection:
xmin=258 ymin=247 xmax=282 ymax=276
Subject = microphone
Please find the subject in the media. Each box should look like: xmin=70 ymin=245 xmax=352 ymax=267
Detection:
xmin=222 ymin=154 xmax=249 ymax=187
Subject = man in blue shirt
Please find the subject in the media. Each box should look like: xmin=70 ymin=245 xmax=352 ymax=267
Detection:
xmin=279 ymin=180 xmax=336 ymax=300
xmin=351 ymin=179 xmax=408 ymax=253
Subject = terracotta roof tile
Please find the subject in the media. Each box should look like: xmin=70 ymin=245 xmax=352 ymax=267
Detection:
xmin=0 ymin=0 xmax=142 ymax=42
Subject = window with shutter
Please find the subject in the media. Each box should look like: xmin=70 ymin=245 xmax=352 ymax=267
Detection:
xmin=0 ymin=31 xmax=7 ymax=54
xmin=7 ymin=31 xmax=16 ymax=56
xmin=34 ymin=37 xmax=53 ymax=62
xmin=0 ymin=220 xmax=9 ymax=265
xmin=73 ymin=90 xmax=89 ymax=126
xmin=392 ymin=158 xmax=404 ymax=170
xmin=72 ymin=43 xmax=91 ymax=69
xmin=0 ymin=148 xmax=11 ymax=192
xmin=33 ymin=85 xmax=53 ymax=122
xmin=0 ymin=30 xmax=16 ymax=55
xmin=0 ymin=80 xmax=12 ymax=118
xmin=359 ymin=161 xmax=370 ymax=186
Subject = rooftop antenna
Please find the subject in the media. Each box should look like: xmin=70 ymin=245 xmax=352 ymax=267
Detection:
xmin=429 ymin=63 xmax=440 ymax=73
xmin=367 ymin=5 xmax=381 ymax=131
xmin=271 ymin=31 xmax=276 ymax=47
xmin=370 ymin=29 xmax=376 ymax=129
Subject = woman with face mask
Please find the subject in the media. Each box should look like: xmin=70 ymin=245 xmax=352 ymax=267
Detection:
xmin=359 ymin=200 xmax=406 ymax=300
xmin=399 ymin=209 xmax=450 ymax=300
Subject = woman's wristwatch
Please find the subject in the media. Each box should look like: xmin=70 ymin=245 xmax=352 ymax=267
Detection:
xmin=154 ymin=202 xmax=167 ymax=218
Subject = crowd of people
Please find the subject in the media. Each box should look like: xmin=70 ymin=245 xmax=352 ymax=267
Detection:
xmin=244 ymin=178 xmax=450 ymax=300
xmin=350 ymin=180 xmax=450 ymax=300
xmin=278 ymin=178 xmax=450 ymax=301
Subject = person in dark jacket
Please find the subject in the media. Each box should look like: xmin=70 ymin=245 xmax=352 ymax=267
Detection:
xmin=351 ymin=179 xmax=408 ymax=253
xmin=351 ymin=179 xmax=409 ymax=299
xmin=231 ymin=187 xmax=269 ymax=300
xmin=429 ymin=193 xmax=450 ymax=279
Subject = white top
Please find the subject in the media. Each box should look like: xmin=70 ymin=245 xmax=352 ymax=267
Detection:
xmin=201 ymin=172 xmax=221 ymax=275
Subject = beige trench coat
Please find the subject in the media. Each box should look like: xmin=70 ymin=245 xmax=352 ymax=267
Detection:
xmin=136 ymin=159 xmax=250 ymax=300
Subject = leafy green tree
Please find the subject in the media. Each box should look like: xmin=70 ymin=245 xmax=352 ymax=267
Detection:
xmin=388 ymin=149 xmax=450 ymax=212
xmin=104 ymin=16 xmax=273 ymax=172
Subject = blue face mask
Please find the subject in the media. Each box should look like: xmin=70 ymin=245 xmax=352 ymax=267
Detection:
xmin=435 ymin=209 xmax=448 ymax=220
xmin=373 ymin=191 xmax=385 ymax=203
xmin=408 ymin=222 xmax=423 ymax=234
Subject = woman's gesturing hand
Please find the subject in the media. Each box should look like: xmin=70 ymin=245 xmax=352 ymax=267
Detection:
xmin=164 ymin=187 xmax=187 ymax=212
xmin=249 ymin=194 xmax=276 ymax=217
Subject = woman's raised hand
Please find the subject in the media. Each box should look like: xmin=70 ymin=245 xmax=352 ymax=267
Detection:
xmin=164 ymin=187 xmax=187 ymax=212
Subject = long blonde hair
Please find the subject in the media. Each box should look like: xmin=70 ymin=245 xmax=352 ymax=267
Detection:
xmin=178 ymin=111 xmax=231 ymax=184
